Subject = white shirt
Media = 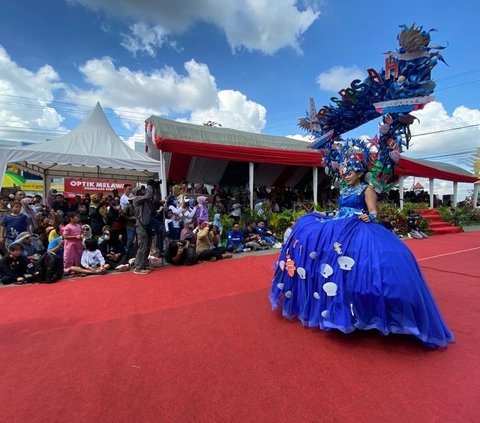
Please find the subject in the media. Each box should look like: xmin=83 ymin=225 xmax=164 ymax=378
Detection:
xmin=120 ymin=194 xmax=129 ymax=208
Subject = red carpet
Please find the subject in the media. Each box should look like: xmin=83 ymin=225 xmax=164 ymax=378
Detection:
xmin=1 ymin=232 xmax=480 ymax=422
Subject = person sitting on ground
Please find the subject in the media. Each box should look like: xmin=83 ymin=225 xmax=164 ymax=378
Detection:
xmin=98 ymin=228 xmax=129 ymax=271
xmin=242 ymin=220 xmax=268 ymax=251
xmin=81 ymin=224 xmax=93 ymax=246
xmin=164 ymin=239 xmax=198 ymax=266
xmin=226 ymin=223 xmax=248 ymax=253
xmin=0 ymin=243 xmax=35 ymax=285
xmin=283 ymin=221 xmax=295 ymax=245
xmin=69 ymin=238 xmax=110 ymax=275
xmin=255 ymin=220 xmax=281 ymax=248
xmin=380 ymin=217 xmax=402 ymax=237
xmin=47 ymin=220 xmax=62 ymax=243
xmin=213 ymin=213 xmax=223 ymax=235
xmin=407 ymin=213 xmax=429 ymax=239
xmin=211 ymin=225 xmax=222 ymax=248
xmin=14 ymin=231 xmax=44 ymax=263
xmin=180 ymin=220 xmax=196 ymax=244
xmin=98 ymin=225 xmax=112 ymax=244
xmin=1 ymin=202 xmax=31 ymax=250
xmin=196 ymin=221 xmax=232 ymax=261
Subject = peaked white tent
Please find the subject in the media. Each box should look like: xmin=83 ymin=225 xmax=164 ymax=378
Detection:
xmin=0 ymin=102 xmax=161 ymax=197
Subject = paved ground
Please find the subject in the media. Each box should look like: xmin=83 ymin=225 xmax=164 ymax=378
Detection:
xmin=463 ymin=224 xmax=480 ymax=232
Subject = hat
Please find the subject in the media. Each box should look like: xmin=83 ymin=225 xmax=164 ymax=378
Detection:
xmin=8 ymin=194 xmax=14 ymax=200
xmin=16 ymin=231 xmax=32 ymax=241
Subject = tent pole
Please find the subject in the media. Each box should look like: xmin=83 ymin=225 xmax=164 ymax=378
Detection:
xmin=472 ymin=182 xmax=479 ymax=208
xmin=43 ymin=169 xmax=49 ymax=206
xmin=453 ymin=181 xmax=458 ymax=207
xmin=248 ymin=162 xmax=254 ymax=210
xmin=160 ymin=149 xmax=168 ymax=200
xmin=313 ymin=167 xmax=318 ymax=206
xmin=429 ymin=178 xmax=434 ymax=209
xmin=399 ymin=176 xmax=404 ymax=210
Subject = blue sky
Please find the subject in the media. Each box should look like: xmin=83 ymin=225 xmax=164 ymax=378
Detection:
xmin=0 ymin=0 xmax=479 ymax=196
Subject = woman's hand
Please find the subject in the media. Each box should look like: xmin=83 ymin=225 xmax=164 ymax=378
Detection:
xmin=359 ymin=213 xmax=371 ymax=223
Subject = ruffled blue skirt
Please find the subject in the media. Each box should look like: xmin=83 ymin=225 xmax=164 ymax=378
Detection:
xmin=270 ymin=213 xmax=454 ymax=348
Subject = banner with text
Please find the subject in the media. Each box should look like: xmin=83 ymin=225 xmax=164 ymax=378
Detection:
xmin=64 ymin=178 xmax=134 ymax=194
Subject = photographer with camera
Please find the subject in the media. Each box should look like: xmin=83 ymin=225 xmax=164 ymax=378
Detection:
xmin=132 ymin=179 xmax=161 ymax=274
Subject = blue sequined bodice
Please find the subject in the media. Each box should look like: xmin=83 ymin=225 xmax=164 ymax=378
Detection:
xmin=336 ymin=184 xmax=368 ymax=219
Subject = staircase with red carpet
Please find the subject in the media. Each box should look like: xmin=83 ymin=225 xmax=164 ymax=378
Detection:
xmin=417 ymin=209 xmax=462 ymax=235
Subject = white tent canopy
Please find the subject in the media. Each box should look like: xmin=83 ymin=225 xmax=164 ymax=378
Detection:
xmin=0 ymin=102 xmax=161 ymax=189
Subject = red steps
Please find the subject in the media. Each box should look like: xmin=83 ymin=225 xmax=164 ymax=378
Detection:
xmin=417 ymin=209 xmax=462 ymax=235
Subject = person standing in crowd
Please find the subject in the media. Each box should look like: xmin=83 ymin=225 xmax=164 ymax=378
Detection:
xmin=0 ymin=202 xmax=30 ymax=250
xmin=120 ymin=184 xmax=132 ymax=208
xmin=52 ymin=193 xmax=70 ymax=215
xmin=193 ymin=196 xmax=209 ymax=225
xmin=89 ymin=194 xmax=106 ymax=238
xmin=77 ymin=203 xmax=91 ymax=226
xmin=20 ymin=198 xmax=38 ymax=230
xmin=62 ymin=212 xmax=84 ymax=274
xmin=122 ymin=193 xmax=136 ymax=258
xmin=133 ymin=179 xmax=161 ymax=275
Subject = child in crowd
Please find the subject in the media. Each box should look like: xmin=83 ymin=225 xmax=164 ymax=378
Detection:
xmin=62 ymin=212 xmax=84 ymax=274
xmin=68 ymin=238 xmax=109 ymax=275
xmin=0 ymin=243 xmax=34 ymax=285
xmin=0 ymin=202 xmax=30 ymax=250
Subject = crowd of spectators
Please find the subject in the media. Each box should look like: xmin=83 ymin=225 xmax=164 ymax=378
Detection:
xmin=0 ymin=181 xmax=286 ymax=285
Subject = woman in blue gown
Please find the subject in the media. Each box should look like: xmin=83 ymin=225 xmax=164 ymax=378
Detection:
xmin=270 ymin=169 xmax=454 ymax=348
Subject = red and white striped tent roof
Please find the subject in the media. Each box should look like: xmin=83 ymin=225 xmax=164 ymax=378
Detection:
xmin=145 ymin=116 xmax=478 ymax=187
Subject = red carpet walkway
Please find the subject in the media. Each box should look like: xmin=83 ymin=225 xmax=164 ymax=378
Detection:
xmin=1 ymin=232 xmax=480 ymax=422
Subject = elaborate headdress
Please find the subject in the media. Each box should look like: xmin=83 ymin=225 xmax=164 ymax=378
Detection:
xmin=300 ymin=24 xmax=446 ymax=191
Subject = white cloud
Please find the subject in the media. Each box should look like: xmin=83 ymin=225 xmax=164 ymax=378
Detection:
xmin=184 ymin=90 xmax=267 ymax=133
xmin=66 ymin=57 xmax=219 ymax=117
xmin=120 ymin=22 xmax=181 ymax=57
xmin=316 ymin=65 xmax=365 ymax=92
xmin=286 ymin=133 xmax=312 ymax=142
xmin=404 ymin=101 xmax=480 ymax=171
xmin=68 ymin=0 xmax=321 ymax=55
xmin=65 ymin=55 xmax=267 ymax=141
xmin=0 ymin=45 xmax=65 ymax=142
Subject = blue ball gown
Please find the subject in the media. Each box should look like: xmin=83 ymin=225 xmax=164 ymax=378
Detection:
xmin=270 ymin=184 xmax=454 ymax=348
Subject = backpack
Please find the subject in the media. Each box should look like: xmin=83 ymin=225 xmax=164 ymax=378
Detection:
xmin=37 ymin=252 xmax=64 ymax=283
